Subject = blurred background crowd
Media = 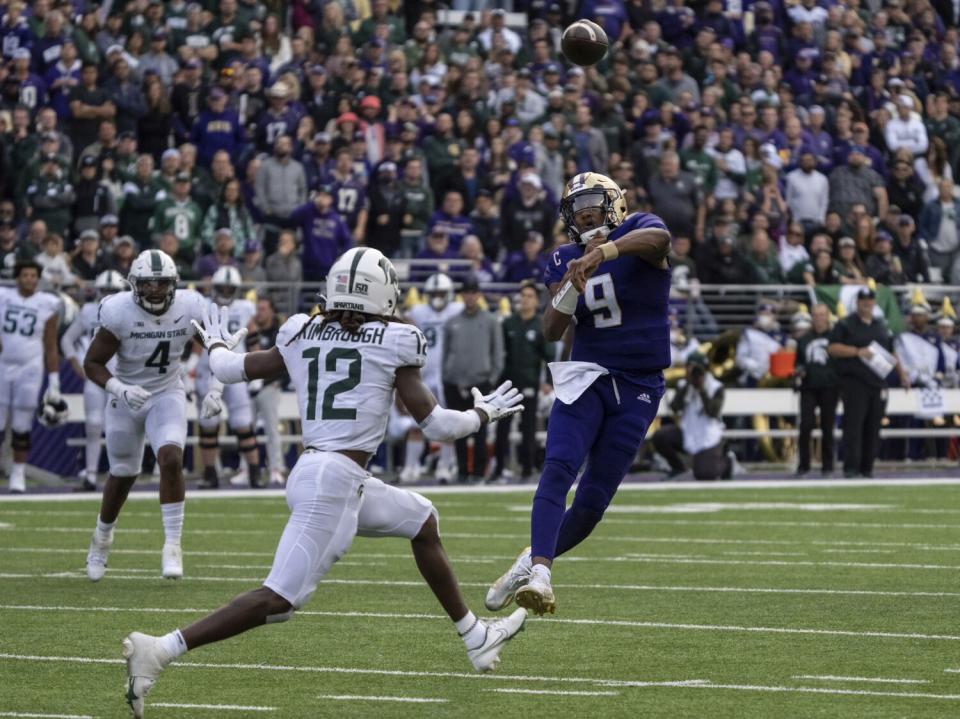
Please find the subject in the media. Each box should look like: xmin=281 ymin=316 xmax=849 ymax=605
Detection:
xmin=2 ymin=0 xmax=960 ymax=483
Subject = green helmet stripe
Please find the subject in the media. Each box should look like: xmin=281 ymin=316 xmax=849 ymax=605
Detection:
xmin=150 ymin=250 xmax=162 ymax=273
xmin=347 ymin=248 xmax=368 ymax=294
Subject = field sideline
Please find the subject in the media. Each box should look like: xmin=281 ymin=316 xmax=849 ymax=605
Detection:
xmin=3 ymin=478 xmax=960 ymax=718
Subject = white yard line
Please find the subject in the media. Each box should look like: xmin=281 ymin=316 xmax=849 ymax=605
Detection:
xmin=1 ymin=476 xmax=960 ymax=504
xmin=3 ymin=651 xmax=959 ymax=704
xmin=0 ymin=651 xmax=703 ymax=687
xmin=792 ymin=675 xmax=929 ymax=684
xmin=315 ymin=695 xmax=447 ymax=703
xmin=670 ymin=682 xmax=960 ymax=701
xmin=484 ymin=689 xmax=620 ymax=697
xmin=151 ymin=704 xmax=275 ymax=712
xmin=8 ymin=565 xmax=960 ymax=599
xmin=2 ymin=604 xmax=957 ymax=642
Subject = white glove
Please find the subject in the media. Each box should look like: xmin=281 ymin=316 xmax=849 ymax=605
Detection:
xmin=43 ymin=372 xmax=61 ymax=404
xmin=200 ymin=390 xmax=224 ymax=419
xmin=248 ymin=378 xmax=264 ymax=397
xmin=191 ymin=304 xmax=248 ymax=351
xmin=106 ymin=377 xmax=152 ymax=411
xmin=471 ymin=380 xmax=524 ymax=423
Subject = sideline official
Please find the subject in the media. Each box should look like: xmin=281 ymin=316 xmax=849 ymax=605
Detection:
xmin=828 ymin=288 xmax=910 ymax=478
xmin=795 ymin=304 xmax=839 ymax=476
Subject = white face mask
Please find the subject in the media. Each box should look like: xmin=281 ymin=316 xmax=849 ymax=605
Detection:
xmin=429 ymin=295 xmax=447 ymax=311
xmin=579 ymin=225 xmax=610 ymax=244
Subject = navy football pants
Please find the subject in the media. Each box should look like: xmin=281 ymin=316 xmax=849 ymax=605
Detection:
xmin=531 ymin=372 xmax=663 ymax=560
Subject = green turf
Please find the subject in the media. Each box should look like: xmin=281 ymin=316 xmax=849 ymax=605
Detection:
xmin=3 ymin=482 xmax=960 ymax=718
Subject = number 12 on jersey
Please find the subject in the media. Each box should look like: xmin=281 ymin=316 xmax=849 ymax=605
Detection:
xmin=302 ymin=347 xmax=362 ymax=421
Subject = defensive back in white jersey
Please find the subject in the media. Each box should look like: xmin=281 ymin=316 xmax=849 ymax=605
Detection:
xmin=277 ymin=314 xmax=427 ymax=453
xmin=407 ymin=302 xmax=463 ymax=387
xmin=0 ymin=287 xmax=60 ymax=365
xmin=98 ymin=289 xmax=207 ymax=393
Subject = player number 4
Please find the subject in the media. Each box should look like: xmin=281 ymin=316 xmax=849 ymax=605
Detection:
xmin=145 ymin=340 xmax=171 ymax=374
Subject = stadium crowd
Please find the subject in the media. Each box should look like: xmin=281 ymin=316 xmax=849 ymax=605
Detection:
xmin=3 ymin=0 xmax=960 ymax=294
xmin=1 ymin=0 xmax=959 ymax=485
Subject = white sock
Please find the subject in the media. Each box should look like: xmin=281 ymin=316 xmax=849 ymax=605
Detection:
xmin=84 ymin=424 xmax=102 ymax=476
xmin=404 ymin=439 xmax=424 ymax=469
xmin=96 ymin=517 xmax=116 ymax=539
xmin=455 ymin=611 xmax=486 ymax=649
xmin=531 ymin=564 xmax=552 ymax=582
xmin=161 ymin=502 xmax=184 ymax=544
xmin=158 ymin=629 xmax=188 ymax=659
xmin=439 ymin=443 xmax=455 ymax=467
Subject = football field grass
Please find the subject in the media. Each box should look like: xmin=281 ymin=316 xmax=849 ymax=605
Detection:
xmin=4 ymin=478 xmax=960 ymax=718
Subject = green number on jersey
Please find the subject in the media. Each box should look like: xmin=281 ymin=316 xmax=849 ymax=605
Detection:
xmin=145 ymin=340 xmax=171 ymax=374
xmin=302 ymin=347 xmax=362 ymax=421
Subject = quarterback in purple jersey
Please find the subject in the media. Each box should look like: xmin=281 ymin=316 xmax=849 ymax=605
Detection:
xmin=486 ymin=172 xmax=671 ymax=616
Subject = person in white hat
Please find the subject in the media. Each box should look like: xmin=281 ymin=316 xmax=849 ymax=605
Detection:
xmin=884 ymin=94 xmax=929 ymax=158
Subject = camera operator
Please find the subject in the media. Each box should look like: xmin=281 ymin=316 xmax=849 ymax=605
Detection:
xmin=652 ymin=353 xmax=739 ymax=480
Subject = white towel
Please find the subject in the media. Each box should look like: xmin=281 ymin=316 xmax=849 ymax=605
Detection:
xmin=548 ymin=361 xmax=608 ymax=405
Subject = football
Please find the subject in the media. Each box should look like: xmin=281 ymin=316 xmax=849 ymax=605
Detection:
xmin=561 ymin=19 xmax=609 ymax=67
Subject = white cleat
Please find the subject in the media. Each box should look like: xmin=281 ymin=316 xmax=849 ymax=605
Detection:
xmin=8 ymin=472 xmax=25 ymax=493
xmin=123 ymin=632 xmax=173 ymax=718
xmin=398 ymin=464 xmax=422 ymax=485
xmin=515 ymin=570 xmax=556 ymax=616
xmin=86 ymin=531 xmax=113 ymax=582
xmin=467 ymin=608 xmax=527 ymax=672
xmin=434 ymin=463 xmax=454 ymax=485
xmin=727 ymin=450 xmax=747 ymax=478
xmin=485 ymin=546 xmax=532 ymax=611
xmin=229 ymin=469 xmax=250 ymax=487
xmin=161 ymin=543 xmax=182 ymax=580
xmin=268 ymin=469 xmax=286 ymax=487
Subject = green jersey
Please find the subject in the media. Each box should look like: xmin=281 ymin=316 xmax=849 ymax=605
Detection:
xmin=151 ymin=197 xmax=203 ymax=249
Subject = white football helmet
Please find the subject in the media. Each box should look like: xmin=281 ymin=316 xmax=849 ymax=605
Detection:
xmin=325 ymin=247 xmax=400 ymax=316
xmin=424 ymin=272 xmax=454 ymax=311
xmin=95 ymin=269 xmax=126 ymax=297
xmin=211 ymin=265 xmax=243 ymax=306
xmin=128 ymin=249 xmax=178 ymax=315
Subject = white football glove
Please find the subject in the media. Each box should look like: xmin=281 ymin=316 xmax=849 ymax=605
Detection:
xmin=43 ymin=372 xmax=61 ymax=405
xmin=106 ymin=377 xmax=152 ymax=411
xmin=200 ymin=390 xmax=224 ymax=419
xmin=191 ymin=304 xmax=248 ymax=352
xmin=471 ymin=380 xmax=524 ymax=423
xmin=248 ymin=378 xmax=264 ymax=397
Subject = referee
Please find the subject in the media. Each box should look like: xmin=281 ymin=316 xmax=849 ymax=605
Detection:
xmin=827 ymin=288 xmax=910 ymax=478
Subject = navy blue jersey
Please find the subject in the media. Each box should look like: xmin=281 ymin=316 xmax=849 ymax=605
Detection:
xmin=330 ymin=178 xmax=369 ymax=230
xmin=543 ymin=212 xmax=671 ymax=375
xmin=254 ymin=106 xmax=302 ymax=152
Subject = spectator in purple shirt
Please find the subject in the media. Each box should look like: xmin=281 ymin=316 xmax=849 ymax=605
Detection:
xmin=427 ymin=191 xmax=474 ymax=253
xmin=289 ymin=185 xmax=353 ymax=281
xmin=412 ymin=227 xmax=459 ymax=281
xmin=194 ymin=227 xmax=242 ymax=280
xmin=500 ymin=231 xmax=548 ymax=283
